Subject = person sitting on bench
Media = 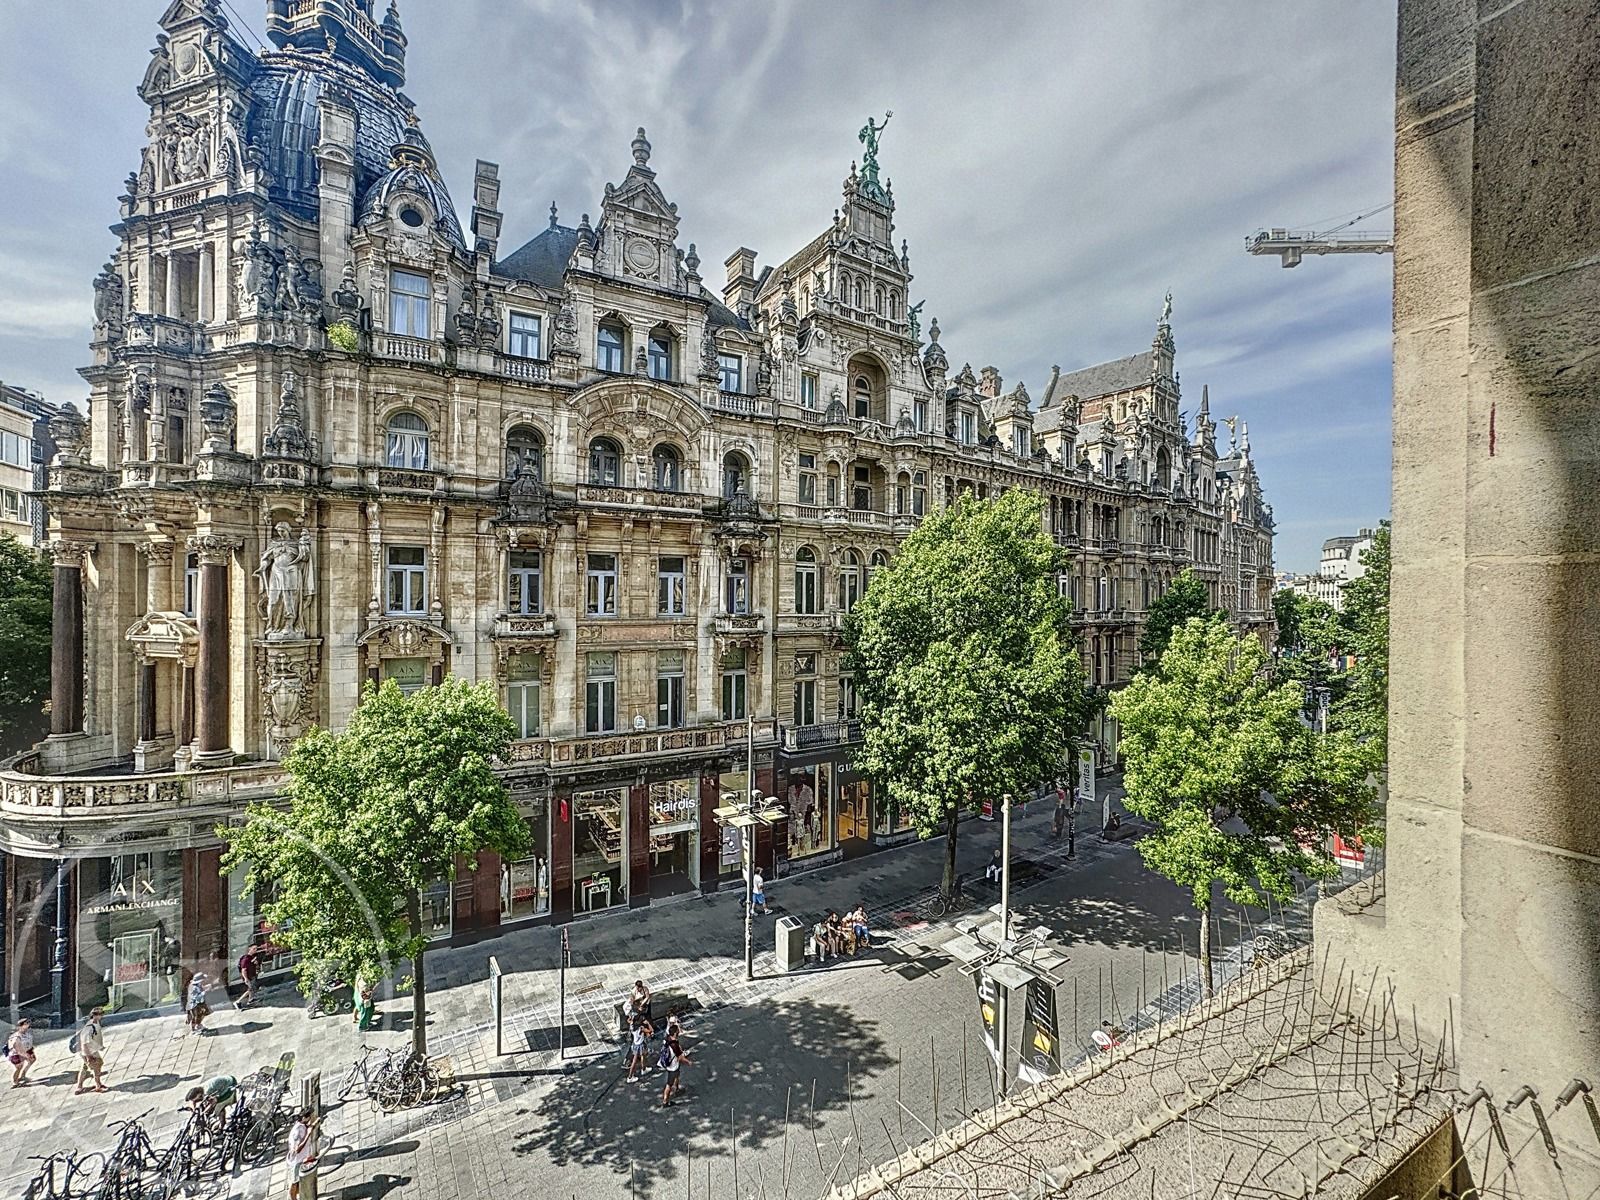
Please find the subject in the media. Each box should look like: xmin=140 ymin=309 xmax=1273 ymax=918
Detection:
xmin=848 ymin=904 xmax=871 ymax=950
xmin=984 ymin=849 xmax=1003 ymax=884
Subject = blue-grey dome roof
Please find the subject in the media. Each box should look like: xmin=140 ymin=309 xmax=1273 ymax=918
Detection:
xmin=246 ymin=54 xmax=464 ymax=250
xmin=359 ymin=159 xmax=467 ymax=250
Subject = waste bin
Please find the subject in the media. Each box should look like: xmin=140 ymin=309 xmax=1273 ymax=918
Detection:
xmin=775 ymin=916 xmax=807 ymax=973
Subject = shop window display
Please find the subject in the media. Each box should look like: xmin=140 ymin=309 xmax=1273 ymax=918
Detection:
xmin=872 ymin=789 xmax=917 ymax=836
xmin=783 ymin=763 xmax=833 ymax=861
xmin=227 ymin=869 xmax=301 ymax=981
xmin=500 ymin=807 xmax=551 ymax=921
xmin=648 ymin=778 xmax=699 ymax=893
xmin=717 ymin=769 xmax=751 ymax=882
xmin=573 ymin=788 xmax=626 ymax=911
xmin=423 ymin=876 xmax=451 ymax=939
xmin=76 ymin=850 xmax=185 ymax=1017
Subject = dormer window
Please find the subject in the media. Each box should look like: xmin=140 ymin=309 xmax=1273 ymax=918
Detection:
xmin=959 ymin=410 xmax=977 ymax=446
xmin=718 ymin=353 xmax=743 ymax=394
xmin=390 ymin=270 xmax=430 ymax=338
xmin=1014 ymin=428 xmax=1030 ymax=457
xmin=597 ymin=323 xmax=625 ymax=373
xmin=508 ymin=313 xmax=543 ymax=359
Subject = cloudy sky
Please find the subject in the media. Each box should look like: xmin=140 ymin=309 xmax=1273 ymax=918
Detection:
xmin=0 ymin=0 xmax=1394 ymax=572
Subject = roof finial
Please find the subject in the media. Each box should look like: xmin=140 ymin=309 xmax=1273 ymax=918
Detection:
xmin=548 ymin=201 xmax=558 ymax=229
xmin=631 ymin=127 xmax=651 ymax=168
xmin=1198 ymin=383 xmax=1210 ymax=417
xmin=858 ymin=111 xmax=892 ymax=186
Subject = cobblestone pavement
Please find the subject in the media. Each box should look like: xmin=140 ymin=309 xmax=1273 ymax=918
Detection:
xmin=2 ymin=781 xmax=1352 ymax=1200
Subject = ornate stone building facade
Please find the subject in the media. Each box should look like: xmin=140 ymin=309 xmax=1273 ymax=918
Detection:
xmin=0 ymin=1 xmax=1273 ymax=1018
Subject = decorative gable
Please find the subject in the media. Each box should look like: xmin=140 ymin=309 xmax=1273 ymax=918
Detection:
xmin=593 ymin=129 xmax=691 ymax=293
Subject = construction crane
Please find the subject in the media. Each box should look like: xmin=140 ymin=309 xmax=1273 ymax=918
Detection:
xmin=1245 ymin=203 xmax=1394 ymax=267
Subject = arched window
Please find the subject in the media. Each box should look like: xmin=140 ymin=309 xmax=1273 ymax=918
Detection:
xmin=589 ymin=437 xmax=621 ymax=486
xmin=895 ymin=470 xmax=911 ymax=515
xmin=888 ymin=291 xmax=899 ymax=320
xmin=597 ymin=322 xmax=625 ymax=373
xmin=874 ymin=285 xmax=885 ymax=314
xmin=853 ymin=278 xmax=863 ymax=309
xmin=725 ymin=556 xmax=750 ymax=615
xmin=1156 ymin=446 xmax=1171 ymax=492
xmin=1098 ymin=574 xmax=1111 ymax=612
xmin=853 ymin=376 xmax=871 ymax=419
xmin=647 ymin=328 xmax=674 ymax=381
xmin=794 ymin=546 xmax=819 ymax=615
xmin=652 ymin=443 xmax=681 ymax=492
xmin=386 ymin=411 xmax=430 ymax=469
xmin=868 ymin=549 xmax=889 ymax=588
xmin=1141 ymin=571 xmax=1151 ymax=610
xmin=505 ymin=425 xmax=545 ymax=481
xmin=839 ymin=550 xmax=862 ymax=612
xmin=722 ymin=450 xmax=749 ymax=500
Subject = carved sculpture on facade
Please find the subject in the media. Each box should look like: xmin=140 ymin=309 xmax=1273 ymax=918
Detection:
xmin=698 ymin=330 xmax=720 ymax=381
xmin=553 ymin=292 xmax=579 ymax=354
xmin=331 ymin=260 xmax=361 ymax=320
xmin=256 ymin=643 xmax=321 ymax=761
xmin=49 ymin=404 xmax=89 ymax=465
xmin=257 ymin=521 xmax=316 ymax=639
xmin=263 ymin=370 xmax=308 ymax=458
xmin=199 ymin=381 xmax=236 ymax=454
xmin=93 ymin=262 xmax=126 ymax=338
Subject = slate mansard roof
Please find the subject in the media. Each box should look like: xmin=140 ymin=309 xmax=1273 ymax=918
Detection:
xmin=247 ymin=55 xmax=466 ymax=251
xmin=1048 ymin=351 xmax=1155 ymax=402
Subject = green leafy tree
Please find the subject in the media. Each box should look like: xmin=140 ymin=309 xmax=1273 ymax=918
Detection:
xmin=1336 ymin=522 xmax=1390 ymax=769
xmin=0 ymin=535 xmax=52 ymax=747
xmin=221 ymin=678 xmax=528 ymax=1055
xmin=845 ymin=490 xmax=1088 ymax=899
xmin=1111 ymin=616 xmax=1378 ymax=996
xmin=1138 ymin=567 xmax=1214 ymax=669
xmin=1275 ymin=591 xmax=1343 ymax=705
xmin=1271 ymin=588 xmax=1302 ymax=651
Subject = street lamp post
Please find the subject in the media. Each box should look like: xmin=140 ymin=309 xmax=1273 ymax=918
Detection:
xmin=716 ymin=713 xmax=786 ymax=983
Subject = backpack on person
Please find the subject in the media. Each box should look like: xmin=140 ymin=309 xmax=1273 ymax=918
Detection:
xmin=657 ymin=1040 xmax=673 ymax=1070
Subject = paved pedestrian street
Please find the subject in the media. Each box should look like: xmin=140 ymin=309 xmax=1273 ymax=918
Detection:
xmin=0 ymin=789 xmax=1340 ymax=1200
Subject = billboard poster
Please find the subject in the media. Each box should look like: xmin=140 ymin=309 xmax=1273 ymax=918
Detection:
xmin=975 ymin=969 xmax=1002 ymax=1070
xmin=1016 ymin=977 xmax=1062 ymax=1085
xmin=1076 ymin=747 xmax=1095 ymax=808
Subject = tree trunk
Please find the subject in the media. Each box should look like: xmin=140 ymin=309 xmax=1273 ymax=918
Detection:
xmin=407 ymin=887 xmax=427 ymax=1058
xmin=942 ymin=803 xmax=960 ymax=900
xmin=1198 ymin=902 xmax=1214 ymax=1001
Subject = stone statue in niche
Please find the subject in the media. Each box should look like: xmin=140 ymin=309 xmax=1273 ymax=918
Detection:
xmin=554 ymin=294 xmax=579 ymax=352
xmin=257 ymin=521 xmax=316 ymax=639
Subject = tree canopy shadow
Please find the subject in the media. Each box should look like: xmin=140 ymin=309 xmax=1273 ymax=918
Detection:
xmin=511 ymin=995 xmax=893 ymax=1196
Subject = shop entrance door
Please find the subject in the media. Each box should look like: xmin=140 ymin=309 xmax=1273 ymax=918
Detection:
xmin=110 ymin=931 xmax=157 ymax=1013
xmin=836 ymin=780 xmax=872 ymax=859
xmin=648 ymin=827 xmax=699 ymax=899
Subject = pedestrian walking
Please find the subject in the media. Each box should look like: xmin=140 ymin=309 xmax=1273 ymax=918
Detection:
xmin=625 ymin=1012 xmax=654 ymax=1083
xmin=751 ymin=869 xmax=768 ymax=915
xmin=186 ymin=971 xmax=212 ymax=1035
xmin=659 ymin=1029 xmax=690 ymax=1108
xmin=286 ymin=1108 xmax=321 ymax=1200
xmin=7 ymin=1018 xmax=35 ymax=1087
xmin=236 ymin=949 xmax=260 ymax=1008
xmin=74 ymin=1008 xmax=107 ymax=1094
xmin=353 ymin=980 xmax=377 ymax=1032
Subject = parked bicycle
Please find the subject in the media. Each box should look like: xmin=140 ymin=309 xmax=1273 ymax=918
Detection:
xmin=336 ymin=1044 xmax=396 ymax=1105
xmin=920 ymin=873 xmax=969 ymax=920
xmin=22 ymin=1152 xmax=106 ymax=1200
xmin=97 ymin=1111 xmax=163 ymax=1199
xmin=372 ymin=1051 xmax=445 ymax=1111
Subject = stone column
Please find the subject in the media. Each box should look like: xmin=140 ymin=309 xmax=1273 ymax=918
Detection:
xmin=189 ymin=533 xmax=238 ymax=766
xmin=198 ymin=243 xmax=214 ymax=324
xmin=47 ymin=541 xmax=92 ymax=737
xmin=164 ymin=253 xmax=180 ymax=319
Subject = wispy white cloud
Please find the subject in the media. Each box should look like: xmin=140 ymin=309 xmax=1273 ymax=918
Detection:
xmin=0 ymin=0 xmax=1395 ymax=571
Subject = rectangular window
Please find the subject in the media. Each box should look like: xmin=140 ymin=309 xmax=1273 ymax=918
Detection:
xmin=597 ymin=326 xmax=625 ymax=373
xmin=801 ymin=373 xmax=818 ymax=408
xmin=838 ymin=676 xmax=858 ymax=720
xmin=585 ymin=652 xmax=616 ymax=734
xmin=721 ymin=647 xmax=747 ymax=721
xmin=718 ymin=353 xmax=743 ymax=394
xmin=385 ymin=546 xmax=427 ymax=615
xmin=382 ymin=657 xmax=427 ymax=694
xmin=505 ymin=652 xmax=542 ymax=738
xmin=390 ymin=270 xmax=431 ymax=338
xmin=793 ymin=653 xmax=817 ymax=726
xmin=794 ymin=561 xmax=818 ymax=614
xmin=586 ymin=553 xmax=618 ymax=617
xmin=0 ymin=431 xmax=32 ymax=468
xmin=657 ymin=556 xmax=686 ymax=616
xmin=1014 ymin=428 xmax=1030 ymax=457
xmin=959 ymin=410 xmax=977 ymax=445
xmin=825 ymin=475 xmax=839 ymax=507
xmin=798 ymin=453 xmax=817 ymax=506
xmin=183 ymin=554 xmax=199 ymax=618
xmin=725 ymin=557 xmax=750 ymax=615
xmin=508 ymin=550 xmax=542 ymax=615
xmin=647 ymin=335 xmax=672 ymax=381
xmin=656 ymin=649 xmax=685 ymax=729
xmin=913 ymin=398 xmax=928 ymax=432
xmin=508 ymin=312 xmax=543 ymax=359
xmin=852 ymin=464 xmax=872 ymax=511
xmin=913 ymin=473 xmax=927 ymax=516
xmin=1 ymin=490 xmax=17 ymax=518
